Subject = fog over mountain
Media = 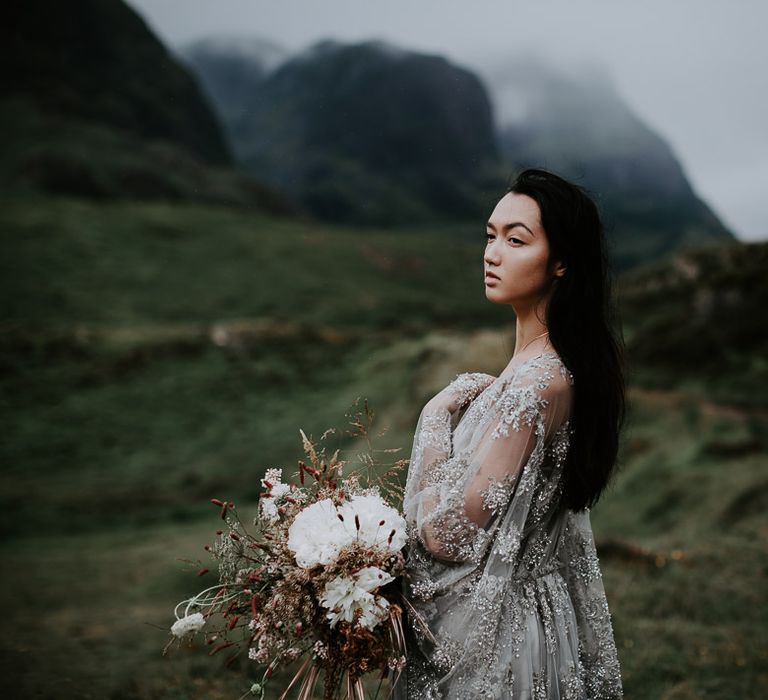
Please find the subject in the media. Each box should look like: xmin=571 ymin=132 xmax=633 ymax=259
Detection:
xmin=126 ymin=0 xmax=768 ymax=242
xmin=180 ymin=35 xmax=733 ymax=269
xmin=180 ymin=37 xmax=502 ymax=227
xmin=178 ymin=36 xmax=290 ymax=130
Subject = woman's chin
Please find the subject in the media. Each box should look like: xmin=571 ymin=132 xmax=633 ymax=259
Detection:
xmin=484 ymin=288 xmax=503 ymax=302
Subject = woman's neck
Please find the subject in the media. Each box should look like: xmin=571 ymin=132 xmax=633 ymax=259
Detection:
xmin=511 ymin=300 xmax=551 ymax=360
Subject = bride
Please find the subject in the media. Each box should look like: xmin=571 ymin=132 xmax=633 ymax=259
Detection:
xmin=393 ymin=168 xmax=625 ymax=699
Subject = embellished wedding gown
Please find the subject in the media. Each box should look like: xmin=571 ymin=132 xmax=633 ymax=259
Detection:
xmin=393 ymin=351 xmax=623 ymax=699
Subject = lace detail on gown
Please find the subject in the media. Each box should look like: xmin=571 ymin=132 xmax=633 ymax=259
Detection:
xmin=444 ymin=371 xmax=497 ymax=411
xmin=420 ymin=410 xmax=453 ymax=455
xmin=395 ymin=352 xmax=623 ymax=699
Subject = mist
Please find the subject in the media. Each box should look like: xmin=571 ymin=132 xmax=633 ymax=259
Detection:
xmin=128 ymin=0 xmax=768 ymax=241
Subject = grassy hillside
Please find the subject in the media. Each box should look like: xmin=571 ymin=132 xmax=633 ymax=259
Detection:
xmin=0 ymin=195 xmax=506 ymax=328
xmin=618 ymin=238 xmax=768 ymax=408
xmin=5 ymin=374 xmax=765 ymax=699
xmin=0 ymin=195 xmax=511 ymax=539
xmin=1 ymin=196 xmax=766 ymax=698
xmin=0 ymin=98 xmax=296 ymax=212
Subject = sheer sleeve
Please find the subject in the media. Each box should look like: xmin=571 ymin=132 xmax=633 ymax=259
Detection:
xmin=559 ymin=508 xmax=624 ymax=698
xmin=408 ymin=372 xmax=496 ymax=493
xmin=403 ymin=361 xmax=573 ymax=565
xmin=422 ymin=371 xmax=497 ymax=418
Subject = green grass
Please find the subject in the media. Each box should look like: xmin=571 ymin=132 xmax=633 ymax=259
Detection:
xmin=598 ymin=386 xmax=768 ymax=698
xmin=0 ymin=195 xmax=505 ymax=329
xmin=3 ymin=374 xmax=766 ymax=699
xmin=0 ymin=318 xmax=515 ymax=537
xmin=2 ymin=195 xmax=767 ymax=698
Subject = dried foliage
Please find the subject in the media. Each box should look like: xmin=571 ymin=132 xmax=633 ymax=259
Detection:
xmin=165 ymin=399 xmax=414 ymax=700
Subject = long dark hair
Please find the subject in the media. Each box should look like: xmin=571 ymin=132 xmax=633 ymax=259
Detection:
xmin=507 ymin=168 xmax=626 ymax=512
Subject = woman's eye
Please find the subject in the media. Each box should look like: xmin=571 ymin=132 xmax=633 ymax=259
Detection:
xmin=485 ymin=233 xmax=523 ymax=245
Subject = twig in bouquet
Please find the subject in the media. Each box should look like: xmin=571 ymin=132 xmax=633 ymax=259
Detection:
xmin=208 ymin=498 xmax=265 ymax=573
xmin=295 ymin=398 xmax=406 ymax=508
xmin=278 ymin=656 xmax=312 ymax=700
xmin=385 ymin=606 xmax=407 ymax=695
xmin=343 ymin=673 xmax=366 ymax=700
xmin=237 ymin=686 xmax=259 ymax=700
xmin=236 ymin=659 xmax=280 ymax=700
xmin=372 ymin=459 xmax=407 ymax=503
xmin=344 ymin=398 xmax=408 ymax=492
xmin=371 ymin=672 xmax=384 ymax=700
xmin=168 ymin=396 xmax=411 ymax=700
xmin=226 ymin=503 xmax=257 ymax=540
xmin=174 ymin=583 xmax=239 ymax=620
xmin=298 ymin=664 xmax=320 ymax=700
xmin=396 ymin=592 xmax=436 ymax=645
xmin=345 ymin=397 xmax=376 ymax=442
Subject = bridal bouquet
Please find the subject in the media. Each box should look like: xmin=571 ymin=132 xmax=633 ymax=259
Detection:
xmin=164 ymin=402 xmax=411 ymax=700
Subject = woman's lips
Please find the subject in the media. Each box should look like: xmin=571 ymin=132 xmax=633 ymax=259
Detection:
xmin=485 ymin=271 xmax=500 ymax=284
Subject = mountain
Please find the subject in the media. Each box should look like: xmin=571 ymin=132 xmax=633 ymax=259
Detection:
xmin=5 ymin=0 xmax=230 ymax=164
xmin=1 ymin=0 xmax=293 ymax=212
xmin=187 ymin=38 xmax=504 ymax=225
xmin=177 ymin=36 xmax=289 ymax=132
xmin=182 ymin=38 xmax=734 ymax=268
xmin=485 ymin=57 xmax=734 ymax=268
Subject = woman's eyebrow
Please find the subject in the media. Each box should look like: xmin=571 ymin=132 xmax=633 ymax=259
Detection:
xmin=486 ymin=221 xmax=535 ymax=236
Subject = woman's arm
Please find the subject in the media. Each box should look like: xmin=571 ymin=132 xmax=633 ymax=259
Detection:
xmin=423 ymin=372 xmax=496 ymax=416
xmin=407 ymin=363 xmax=573 ymax=564
xmin=408 ymin=372 xmax=496 ymax=495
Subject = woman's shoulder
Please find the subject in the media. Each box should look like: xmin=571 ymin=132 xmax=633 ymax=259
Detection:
xmin=426 ymin=353 xmax=573 ymax=416
xmin=492 ymin=352 xmax=574 ymax=416
xmin=510 ymin=351 xmax=574 ymax=388
xmin=490 ymin=353 xmax=574 ymax=436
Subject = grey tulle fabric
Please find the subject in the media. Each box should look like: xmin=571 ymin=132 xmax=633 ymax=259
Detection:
xmin=392 ymin=351 xmax=623 ymax=699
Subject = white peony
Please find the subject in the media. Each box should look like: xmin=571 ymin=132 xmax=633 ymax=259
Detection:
xmin=286 ymin=499 xmax=350 ymax=568
xmin=337 ymin=494 xmax=407 ymax=554
xmin=287 ymin=495 xmax=407 ymax=569
xmin=171 ymin=612 xmax=206 ymax=638
xmin=319 ymin=566 xmax=394 ymax=630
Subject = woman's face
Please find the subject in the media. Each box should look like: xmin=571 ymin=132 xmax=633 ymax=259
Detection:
xmin=484 ymin=192 xmax=563 ymax=307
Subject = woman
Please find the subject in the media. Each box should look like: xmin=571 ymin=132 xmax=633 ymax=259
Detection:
xmin=393 ymin=168 xmax=625 ymax=699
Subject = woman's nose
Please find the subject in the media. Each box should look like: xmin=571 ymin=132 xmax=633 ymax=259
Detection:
xmin=484 ymin=244 xmax=500 ymax=264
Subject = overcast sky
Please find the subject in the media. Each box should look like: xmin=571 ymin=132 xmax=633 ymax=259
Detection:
xmin=128 ymin=0 xmax=767 ymax=242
